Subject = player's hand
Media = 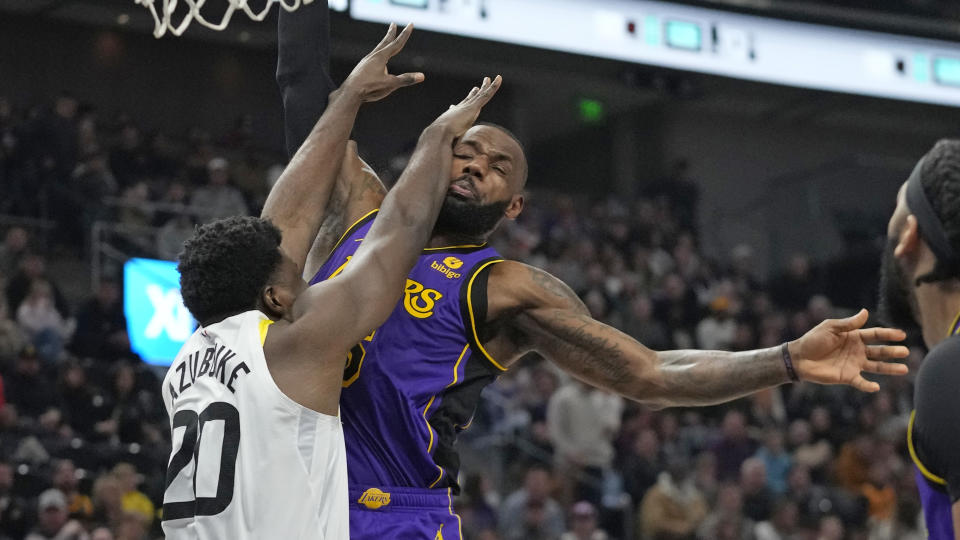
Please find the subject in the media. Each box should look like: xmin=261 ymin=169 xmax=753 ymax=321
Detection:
xmin=791 ymin=309 xmax=909 ymax=392
xmin=431 ymin=75 xmax=502 ymax=137
xmin=340 ymin=23 xmax=424 ymax=103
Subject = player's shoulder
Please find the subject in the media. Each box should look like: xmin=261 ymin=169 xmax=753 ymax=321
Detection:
xmin=918 ymin=336 xmax=960 ymax=382
xmin=916 ymin=335 xmax=960 ymax=406
xmin=487 ymin=260 xmax=584 ymax=316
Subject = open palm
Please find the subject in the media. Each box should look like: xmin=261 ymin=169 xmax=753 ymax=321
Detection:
xmin=792 ymin=309 xmax=909 ymax=392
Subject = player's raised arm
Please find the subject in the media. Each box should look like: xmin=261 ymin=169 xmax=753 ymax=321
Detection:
xmin=487 ymin=261 xmax=910 ymax=409
xmin=292 ymin=76 xmax=503 ymax=355
xmin=262 ymin=23 xmax=423 ymax=274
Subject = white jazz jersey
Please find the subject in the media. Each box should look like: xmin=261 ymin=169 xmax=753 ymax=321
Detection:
xmin=161 ymin=310 xmax=348 ymax=539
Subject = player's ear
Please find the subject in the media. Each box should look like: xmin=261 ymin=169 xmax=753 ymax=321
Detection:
xmin=505 ymin=193 xmax=524 ymax=220
xmin=894 ymin=214 xmax=921 ymax=258
xmin=260 ymin=286 xmax=285 ymax=319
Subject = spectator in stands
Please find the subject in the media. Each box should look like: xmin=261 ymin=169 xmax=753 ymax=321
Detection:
xmin=754 ymin=429 xmax=791 ymax=496
xmin=52 ymin=459 xmax=93 ymax=522
xmin=815 ymin=515 xmax=844 ymax=540
xmin=622 ymin=294 xmax=670 ymax=351
xmin=696 ymin=484 xmax=753 ymax=540
xmin=71 ymin=280 xmax=128 ymax=362
xmin=108 ymin=124 xmax=148 ymax=189
xmin=190 ymin=157 xmax=248 ymax=223
xmin=57 ymin=360 xmax=104 ymax=439
xmin=25 ymin=488 xmax=88 ymax=540
xmin=638 ymin=454 xmax=707 ymax=540
xmin=458 ymin=473 xmax=499 ymax=539
xmin=622 ymin=428 xmax=662 ymax=505
xmin=0 ymin=227 xmax=29 ymax=278
xmin=833 ymin=434 xmax=873 ymax=493
xmin=547 ymin=379 xmax=623 ymax=506
xmin=561 ymin=501 xmax=608 ymax=540
xmin=711 ymin=410 xmax=756 ymax=482
xmin=5 ymin=254 xmax=68 ymax=317
xmin=112 ymin=511 xmax=147 ymax=540
xmin=786 ymin=465 xmax=830 ymax=530
xmin=0 ymin=460 xmax=29 ymax=539
xmin=753 ymin=498 xmax=799 ymax=540
xmin=695 ymin=296 xmax=735 ymax=350
xmin=95 ymin=365 xmax=154 ymax=445
xmin=787 ymin=419 xmax=832 ymax=484
xmin=91 ymin=474 xmax=123 ymax=532
xmin=5 ymin=346 xmax=56 ymax=419
xmin=17 ymin=279 xmax=73 ymax=362
xmin=653 ymin=273 xmax=701 ymax=348
xmin=0 ymin=298 xmax=27 ymax=365
xmin=769 ymin=253 xmax=821 ymax=312
xmin=739 ymin=458 xmax=773 ymax=523
xmin=500 ymin=465 xmax=565 ymax=540
xmin=111 ymin=463 xmax=153 ymax=527
xmin=89 ymin=526 xmax=113 ymax=540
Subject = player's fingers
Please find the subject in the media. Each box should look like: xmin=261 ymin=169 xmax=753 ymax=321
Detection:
xmin=861 ymin=359 xmax=909 ymax=375
xmin=372 ymin=23 xmax=398 ymax=53
xmin=830 ymin=308 xmax=868 ymax=332
xmin=865 ymin=344 xmax=910 ymax=359
xmin=857 ymin=327 xmax=907 ymax=343
xmin=851 ymin=374 xmax=880 ymax=393
xmin=471 ymin=75 xmax=502 ymax=108
xmin=460 ymin=86 xmax=480 ymax=103
xmin=382 ymin=23 xmax=414 ymax=57
xmin=393 ymin=72 xmax=425 ymax=87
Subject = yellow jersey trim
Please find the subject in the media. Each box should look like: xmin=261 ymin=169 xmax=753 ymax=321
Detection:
xmin=424 ymin=243 xmax=487 ymax=251
xmin=448 ymin=487 xmax=463 ymax=538
xmin=258 ymin=318 xmax=274 ymax=346
xmin=908 ymin=410 xmax=947 ymax=486
xmin=466 ymin=259 xmax=507 ymax=371
xmin=950 ymin=310 xmax=960 ymax=337
xmin=329 ymin=209 xmax=379 ymax=256
xmin=423 ymin=395 xmax=438 ymax=453
xmin=447 ymin=344 xmax=470 ymax=389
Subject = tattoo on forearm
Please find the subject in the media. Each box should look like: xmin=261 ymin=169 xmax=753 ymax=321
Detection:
xmin=656 ymin=348 xmax=788 ymax=406
xmin=540 ymin=309 xmax=633 ymax=387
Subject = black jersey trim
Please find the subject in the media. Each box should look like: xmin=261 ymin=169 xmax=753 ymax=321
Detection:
xmin=459 ymin=257 xmax=506 ymax=372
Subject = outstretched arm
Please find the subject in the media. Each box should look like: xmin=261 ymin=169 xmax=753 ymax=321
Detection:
xmin=277 ymin=0 xmax=335 ymax=159
xmin=263 ymin=24 xmax=422 ymax=274
xmin=293 ymin=76 xmax=503 ymax=357
xmin=486 ymin=261 xmax=909 ymax=408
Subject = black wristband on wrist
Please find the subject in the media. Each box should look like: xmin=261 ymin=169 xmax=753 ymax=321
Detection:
xmin=781 ymin=342 xmax=799 ymax=382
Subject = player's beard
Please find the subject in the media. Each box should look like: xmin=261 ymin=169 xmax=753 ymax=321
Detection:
xmin=435 ymin=194 xmax=509 ymax=239
xmin=877 ymin=236 xmax=920 ymax=333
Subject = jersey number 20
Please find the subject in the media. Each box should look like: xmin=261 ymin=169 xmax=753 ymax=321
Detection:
xmin=162 ymin=402 xmax=240 ymax=520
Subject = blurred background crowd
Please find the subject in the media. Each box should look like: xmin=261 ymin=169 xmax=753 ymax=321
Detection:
xmin=0 ymin=87 xmax=925 ymax=540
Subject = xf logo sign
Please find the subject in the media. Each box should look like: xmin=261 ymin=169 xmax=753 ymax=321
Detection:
xmin=144 ymin=285 xmax=194 ymax=341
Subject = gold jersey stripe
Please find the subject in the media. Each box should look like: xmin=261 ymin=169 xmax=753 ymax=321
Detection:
xmin=258 ymin=318 xmax=274 ymax=346
xmin=908 ymin=409 xmax=947 ymax=486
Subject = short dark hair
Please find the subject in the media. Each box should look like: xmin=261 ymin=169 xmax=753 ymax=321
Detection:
xmin=178 ymin=216 xmax=282 ymax=325
xmin=917 ymin=139 xmax=960 ymax=285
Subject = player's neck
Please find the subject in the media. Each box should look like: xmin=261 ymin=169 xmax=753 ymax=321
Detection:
xmin=915 ymin=282 xmax=960 ymax=348
xmin=427 ymin=231 xmax=487 ymax=249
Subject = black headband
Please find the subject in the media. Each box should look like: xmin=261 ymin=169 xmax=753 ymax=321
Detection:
xmin=906 ymin=156 xmax=958 ymax=265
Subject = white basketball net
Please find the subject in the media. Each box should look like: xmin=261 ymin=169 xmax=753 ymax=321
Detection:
xmin=135 ymin=0 xmax=314 ymax=38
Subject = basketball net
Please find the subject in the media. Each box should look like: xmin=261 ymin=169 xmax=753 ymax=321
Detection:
xmin=135 ymin=0 xmax=314 ymax=38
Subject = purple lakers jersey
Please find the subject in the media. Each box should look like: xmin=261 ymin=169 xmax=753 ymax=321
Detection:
xmin=311 ymin=210 xmax=505 ymax=494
